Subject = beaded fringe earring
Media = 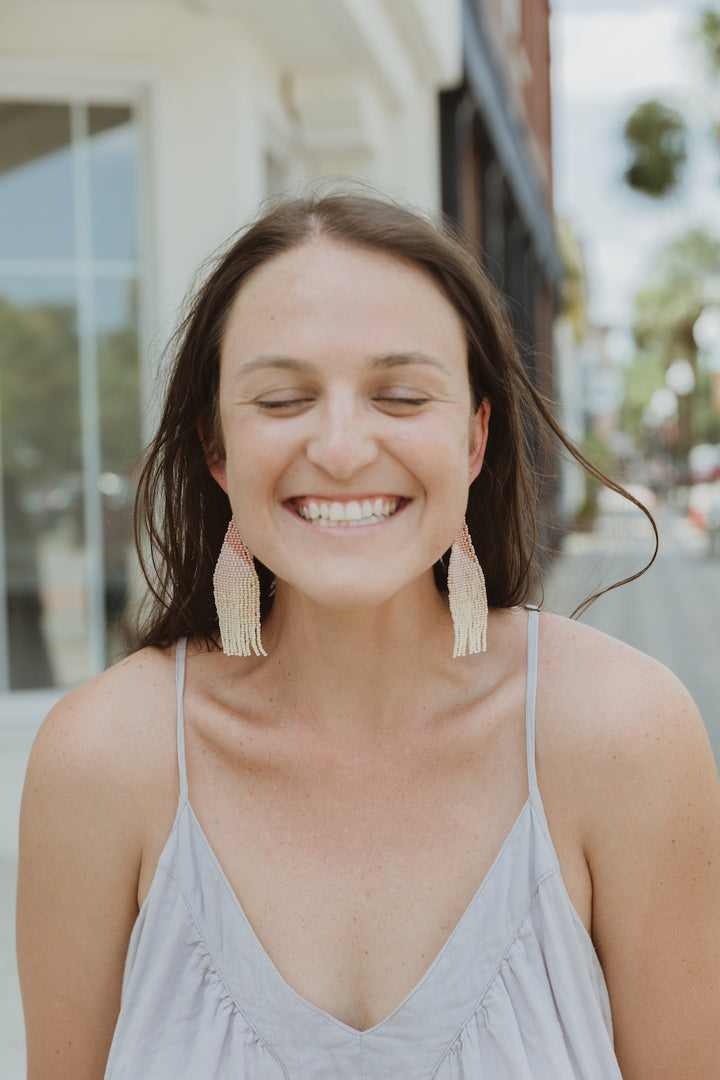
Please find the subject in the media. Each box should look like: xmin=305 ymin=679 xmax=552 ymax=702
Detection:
xmin=213 ymin=519 xmax=267 ymax=657
xmin=447 ymin=520 xmax=488 ymax=656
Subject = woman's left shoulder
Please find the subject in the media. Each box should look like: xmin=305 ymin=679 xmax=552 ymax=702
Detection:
xmin=536 ymin=608 xmax=707 ymax=753
xmin=533 ymin=609 xmax=719 ymax=843
xmin=535 ymin=611 xmax=720 ymax=886
xmin=534 ymin=618 xmax=720 ymax=1075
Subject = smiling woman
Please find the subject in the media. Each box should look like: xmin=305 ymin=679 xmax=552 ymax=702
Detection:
xmin=133 ymin=195 xmax=572 ymax=647
xmin=16 ymin=193 xmax=720 ymax=1080
xmin=206 ymin=236 xmax=485 ymax=621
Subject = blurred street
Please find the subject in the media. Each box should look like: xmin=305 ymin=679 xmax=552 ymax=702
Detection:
xmin=542 ymin=496 xmax=720 ymax=765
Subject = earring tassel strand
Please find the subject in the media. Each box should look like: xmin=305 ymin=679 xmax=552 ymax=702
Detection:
xmin=213 ymin=520 xmax=266 ymax=657
xmin=448 ymin=521 xmax=488 ymax=657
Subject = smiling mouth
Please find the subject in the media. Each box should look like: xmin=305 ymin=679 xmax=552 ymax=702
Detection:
xmin=290 ymin=497 xmax=405 ymax=527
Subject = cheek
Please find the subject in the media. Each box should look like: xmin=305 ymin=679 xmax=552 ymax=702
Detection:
xmin=221 ymin=418 xmax=302 ymax=524
xmin=411 ymin=431 xmax=474 ymax=524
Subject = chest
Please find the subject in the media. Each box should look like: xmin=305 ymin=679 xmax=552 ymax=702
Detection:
xmin=178 ymin=710 xmax=528 ymax=1031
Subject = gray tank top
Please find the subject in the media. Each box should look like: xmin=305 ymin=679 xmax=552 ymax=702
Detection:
xmin=105 ymin=610 xmax=622 ymax=1078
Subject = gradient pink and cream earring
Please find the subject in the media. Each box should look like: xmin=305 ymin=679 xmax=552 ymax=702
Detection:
xmin=213 ymin=519 xmax=267 ymax=657
xmin=447 ymin=520 xmax=488 ymax=656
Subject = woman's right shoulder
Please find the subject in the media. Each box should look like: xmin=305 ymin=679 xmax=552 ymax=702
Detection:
xmin=28 ymin=644 xmax=181 ymax=798
xmin=18 ymin=643 xmax=194 ymax=1075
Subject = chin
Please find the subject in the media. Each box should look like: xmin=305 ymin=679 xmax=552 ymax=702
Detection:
xmin=275 ymin=564 xmax=437 ymax=615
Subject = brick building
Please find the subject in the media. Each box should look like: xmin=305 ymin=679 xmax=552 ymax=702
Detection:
xmin=441 ymin=0 xmax=562 ymax=550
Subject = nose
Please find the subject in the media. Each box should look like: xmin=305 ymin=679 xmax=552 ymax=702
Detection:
xmin=305 ymin=392 xmax=379 ymax=480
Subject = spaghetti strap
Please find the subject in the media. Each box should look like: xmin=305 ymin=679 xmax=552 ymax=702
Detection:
xmin=525 ymin=608 xmax=541 ymax=801
xmin=175 ymin=638 xmax=189 ymax=802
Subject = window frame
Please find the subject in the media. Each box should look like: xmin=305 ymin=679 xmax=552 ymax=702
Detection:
xmin=0 ymin=72 xmax=154 ymax=743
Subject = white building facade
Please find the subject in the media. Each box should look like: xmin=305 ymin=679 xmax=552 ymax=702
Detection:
xmin=0 ymin=0 xmax=462 ymax=853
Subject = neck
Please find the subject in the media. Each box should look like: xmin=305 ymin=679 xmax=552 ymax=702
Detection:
xmin=256 ymin=574 xmax=462 ymax=737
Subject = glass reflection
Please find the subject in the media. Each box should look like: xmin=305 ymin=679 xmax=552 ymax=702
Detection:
xmin=0 ymin=278 xmax=90 ymax=689
xmin=95 ymin=277 xmax=141 ymax=660
xmin=88 ymin=107 xmax=138 ymax=262
xmin=0 ymin=98 xmax=141 ymax=693
xmin=0 ymin=102 xmax=75 ymax=260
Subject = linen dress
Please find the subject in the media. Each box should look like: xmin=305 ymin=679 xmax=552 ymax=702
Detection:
xmin=104 ymin=611 xmax=623 ymax=1078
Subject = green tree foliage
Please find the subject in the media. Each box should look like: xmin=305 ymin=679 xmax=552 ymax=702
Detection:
xmin=628 ymin=228 xmax=720 ymax=449
xmin=699 ymin=7 xmax=720 ymax=73
xmin=0 ymin=293 xmax=141 ymax=490
xmin=634 ymin=228 xmax=720 ymax=358
xmin=0 ymin=299 xmax=82 ymax=483
xmin=622 ymin=6 xmax=720 ymax=198
xmin=623 ymin=100 xmax=688 ymax=198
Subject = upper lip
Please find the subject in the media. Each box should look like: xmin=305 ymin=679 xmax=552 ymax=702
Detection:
xmin=289 ymin=495 xmax=407 ymax=503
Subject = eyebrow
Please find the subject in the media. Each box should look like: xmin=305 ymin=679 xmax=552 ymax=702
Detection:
xmin=233 ymin=352 xmax=450 ymax=378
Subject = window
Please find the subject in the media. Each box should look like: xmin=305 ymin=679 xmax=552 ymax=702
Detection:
xmin=0 ymin=99 xmax=143 ymax=693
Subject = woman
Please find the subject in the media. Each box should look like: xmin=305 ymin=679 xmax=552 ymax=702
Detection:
xmin=17 ymin=193 xmax=720 ymax=1079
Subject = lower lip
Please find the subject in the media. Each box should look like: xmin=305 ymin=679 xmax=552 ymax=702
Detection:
xmin=286 ymin=500 xmax=409 ymax=532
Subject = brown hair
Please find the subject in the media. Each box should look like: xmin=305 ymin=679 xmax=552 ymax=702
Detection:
xmin=134 ymin=191 xmax=656 ymax=648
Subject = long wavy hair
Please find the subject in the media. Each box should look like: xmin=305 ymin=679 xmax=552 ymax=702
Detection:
xmin=134 ymin=191 xmax=656 ymax=648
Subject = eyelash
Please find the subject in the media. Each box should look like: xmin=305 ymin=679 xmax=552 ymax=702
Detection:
xmin=256 ymin=396 xmax=429 ymax=410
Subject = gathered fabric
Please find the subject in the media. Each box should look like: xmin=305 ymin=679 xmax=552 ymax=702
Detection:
xmin=105 ymin=612 xmax=623 ymax=1079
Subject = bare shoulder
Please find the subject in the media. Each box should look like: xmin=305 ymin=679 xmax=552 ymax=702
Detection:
xmin=22 ymin=644 xmax=184 ymax=871
xmin=533 ymin=607 xmax=720 ymax=831
xmin=536 ymin=609 xmax=709 ymax=761
xmin=29 ymin=644 xmax=178 ymax=792
xmin=534 ymin=609 xmax=719 ymax=901
xmin=535 ymin=617 xmax=720 ymax=1077
xmin=18 ymin=645 xmax=188 ymax=1079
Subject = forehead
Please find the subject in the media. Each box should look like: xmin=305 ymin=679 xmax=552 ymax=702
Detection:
xmin=220 ymin=237 xmax=467 ymax=365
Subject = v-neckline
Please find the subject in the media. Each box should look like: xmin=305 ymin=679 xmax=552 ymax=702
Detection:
xmin=156 ymin=611 xmax=545 ymax=1039
xmin=181 ymin=793 xmax=534 ymax=1037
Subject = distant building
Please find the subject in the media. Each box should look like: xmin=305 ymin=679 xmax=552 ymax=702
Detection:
xmin=554 ymin=218 xmax=589 ymax=526
xmin=440 ymin=0 xmax=563 ymax=547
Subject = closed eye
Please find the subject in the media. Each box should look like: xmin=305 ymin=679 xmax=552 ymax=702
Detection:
xmin=374 ymin=395 xmax=429 ymax=410
xmin=255 ymin=397 xmax=314 ymax=409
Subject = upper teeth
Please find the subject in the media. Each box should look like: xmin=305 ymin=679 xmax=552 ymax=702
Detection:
xmin=297 ymin=498 xmax=399 ymax=525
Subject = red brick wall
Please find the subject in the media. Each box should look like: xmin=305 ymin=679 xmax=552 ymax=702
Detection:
xmin=520 ymin=0 xmax=553 ymax=195
xmin=478 ymin=0 xmax=553 ymax=202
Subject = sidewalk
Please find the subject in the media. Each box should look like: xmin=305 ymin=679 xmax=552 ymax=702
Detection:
xmin=1 ymin=857 xmax=24 ymax=1079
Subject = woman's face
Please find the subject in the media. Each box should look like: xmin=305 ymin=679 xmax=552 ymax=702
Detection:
xmin=211 ymin=237 xmax=489 ymax=611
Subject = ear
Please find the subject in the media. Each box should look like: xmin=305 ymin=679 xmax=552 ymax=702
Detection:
xmin=197 ymin=411 xmax=228 ymax=494
xmin=468 ymin=398 xmax=491 ymax=485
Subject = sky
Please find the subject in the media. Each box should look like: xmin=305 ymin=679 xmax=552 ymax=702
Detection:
xmin=551 ymin=0 xmax=720 ymax=332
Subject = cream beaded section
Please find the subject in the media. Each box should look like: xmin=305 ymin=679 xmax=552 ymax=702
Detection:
xmin=447 ymin=521 xmax=488 ymax=656
xmin=213 ymin=520 xmax=266 ymax=657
